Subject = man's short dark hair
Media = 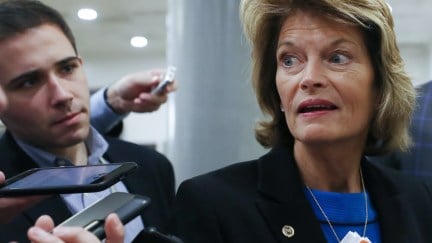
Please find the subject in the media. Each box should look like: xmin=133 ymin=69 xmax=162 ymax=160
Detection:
xmin=0 ymin=0 xmax=78 ymax=54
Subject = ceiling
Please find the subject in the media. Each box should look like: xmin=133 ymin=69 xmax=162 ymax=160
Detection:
xmin=41 ymin=0 xmax=167 ymax=59
xmin=40 ymin=0 xmax=432 ymax=61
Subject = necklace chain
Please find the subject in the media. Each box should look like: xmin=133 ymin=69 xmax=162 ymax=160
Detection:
xmin=306 ymin=169 xmax=368 ymax=243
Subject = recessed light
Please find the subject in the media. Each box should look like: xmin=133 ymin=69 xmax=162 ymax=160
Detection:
xmin=77 ymin=8 xmax=98 ymax=21
xmin=130 ymin=36 xmax=148 ymax=48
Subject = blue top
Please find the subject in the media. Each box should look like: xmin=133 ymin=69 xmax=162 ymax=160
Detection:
xmin=304 ymin=188 xmax=381 ymax=243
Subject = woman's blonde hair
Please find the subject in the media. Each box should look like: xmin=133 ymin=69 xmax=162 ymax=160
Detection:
xmin=240 ymin=0 xmax=415 ymax=155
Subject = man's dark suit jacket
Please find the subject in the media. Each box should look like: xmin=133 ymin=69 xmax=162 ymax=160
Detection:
xmin=171 ymin=147 xmax=432 ymax=243
xmin=0 ymin=131 xmax=175 ymax=243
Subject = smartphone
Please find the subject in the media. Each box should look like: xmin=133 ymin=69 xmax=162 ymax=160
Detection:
xmin=58 ymin=192 xmax=150 ymax=240
xmin=151 ymin=66 xmax=177 ymax=95
xmin=0 ymin=162 xmax=138 ymax=196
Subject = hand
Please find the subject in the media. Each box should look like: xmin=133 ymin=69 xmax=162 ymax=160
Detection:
xmin=0 ymin=86 xmax=7 ymax=113
xmin=106 ymin=69 xmax=177 ymax=114
xmin=27 ymin=213 xmax=124 ymax=243
xmin=0 ymin=171 xmax=46 ymax=224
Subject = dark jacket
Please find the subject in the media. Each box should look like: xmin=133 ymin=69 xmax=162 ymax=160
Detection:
xmin=369 ymin=81 xmax=432 ymax=185
xmin=171 ymin=147 xmax=432 ymax=243
xmin=0 ymin=131 xmax=175 ymax=243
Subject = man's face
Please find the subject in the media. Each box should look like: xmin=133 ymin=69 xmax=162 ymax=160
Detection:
xmin=0 ymin=24 xmax=90 ymax=151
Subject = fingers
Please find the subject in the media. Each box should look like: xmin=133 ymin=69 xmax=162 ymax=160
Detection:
xmin=151 ymin=78 xmax=177 ymax=95
xmin=28 ymin=215 xmax=101 ymax=243
xmin=125 ymin=91 xmax=168 ymax=113
xmin=149 ymin=69 xmax=164 ymax=80
xmin=27 ymin=226 xmax=62 ymax=243
xmin=148 ymin=69 xmax=177 ymax=95
xmin=132 ymin=95 xmax=166 ymax=112
xmin=140 ymin=92 xmax=168 ymax=104
xmin=51 ymin=227 xmax=101 ymax=242
xmin=0 ymin=171 xmax=5 ymax=182
xmin=34 ymin=215 xmax=55 ymax=232
xmin=104 ymin=214 xmax=124 ymax=243
xmin=165 ymin=83 xmax=177 ymax=93
xmin=27 ymin=214 xmax=124 ymax=243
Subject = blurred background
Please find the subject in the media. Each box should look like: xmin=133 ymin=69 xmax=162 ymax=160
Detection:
xmin=6 ymin=0 xmax=432 ymax=185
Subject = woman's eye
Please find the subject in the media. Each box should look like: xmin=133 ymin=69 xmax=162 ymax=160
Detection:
xmin=282 ymin=56 xmax=299 ymax=67
xmin=329 ymin=53 xmax=349 ymax=64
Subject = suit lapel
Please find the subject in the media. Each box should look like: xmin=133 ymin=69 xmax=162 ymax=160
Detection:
xmin=363 ymin=161 xmax=421 ymax=242
xmin=373 ymin=194 xmax=408 ymax=242
xmin=101 ymin=150 xmax=143 ymax=195
xmin=255 ymin=148 xmax=327 ymax=243
xmin=0 ymin=131 xmax=40 ymax=176
xmin=256 ymin=198 xmax=327 ymax=243
xmin=0 ymin=132 xmax=73 ymax=225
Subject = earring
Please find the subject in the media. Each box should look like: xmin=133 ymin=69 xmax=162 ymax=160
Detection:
xmin=280 ymin=105 xmax=285 ymax=112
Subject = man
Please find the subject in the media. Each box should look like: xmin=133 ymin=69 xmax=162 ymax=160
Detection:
xmin=0 ymin=68 xmax=176 ymax=224
xmin=370 ymin=81 xmax=432 ymax=184
xmin=0 ymin=66 xmax=125 ymax=243
xmin=0 ymin=0 xmax=175 ymax=242
xmin=0 ymin=69 xmax=175 ymax=224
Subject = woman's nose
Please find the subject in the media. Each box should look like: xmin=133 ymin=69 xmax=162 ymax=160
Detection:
xmin=299 ymin=60 xmax=328 ymax=91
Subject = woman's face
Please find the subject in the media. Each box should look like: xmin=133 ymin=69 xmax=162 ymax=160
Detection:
xmin=275 ymin=10 xmax=377 ymax=146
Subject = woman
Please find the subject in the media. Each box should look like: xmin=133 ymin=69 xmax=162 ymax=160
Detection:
xmin=171 ymin=0 xmax=432 ymax=242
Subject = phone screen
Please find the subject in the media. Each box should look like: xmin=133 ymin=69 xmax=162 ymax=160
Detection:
xmin=2 ymin=164 xmax=122 ymax=190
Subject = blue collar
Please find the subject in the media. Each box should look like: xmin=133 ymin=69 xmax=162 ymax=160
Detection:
xmin=14 ymin=126 xmax=108 ymax=167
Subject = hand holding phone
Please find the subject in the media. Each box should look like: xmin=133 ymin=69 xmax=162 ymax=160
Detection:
xmin=58 ymin=192 xmax=150 ymax=240
xmin=151 ymin=66 xmax=177 ymax=95
xmin=0 ymin=162 xmax=138 ymax=196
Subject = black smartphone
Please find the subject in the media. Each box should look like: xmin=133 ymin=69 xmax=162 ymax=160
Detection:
xmin=0 ymin=162 xmax=138 ymax=196
xmin=151 ymin=66 xmax=177 ymax=95
xmin=58 ymin=192 xmax=150 ymax=240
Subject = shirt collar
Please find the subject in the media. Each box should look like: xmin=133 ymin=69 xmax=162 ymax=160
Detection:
xmin=14 ymin=126 xmax=108 ymax=167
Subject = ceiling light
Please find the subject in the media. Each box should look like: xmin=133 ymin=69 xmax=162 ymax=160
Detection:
xmin=77 ymin=8 xmax=98 ymax=21
xmin=130 ymin=36 xmax=148 ymax=48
